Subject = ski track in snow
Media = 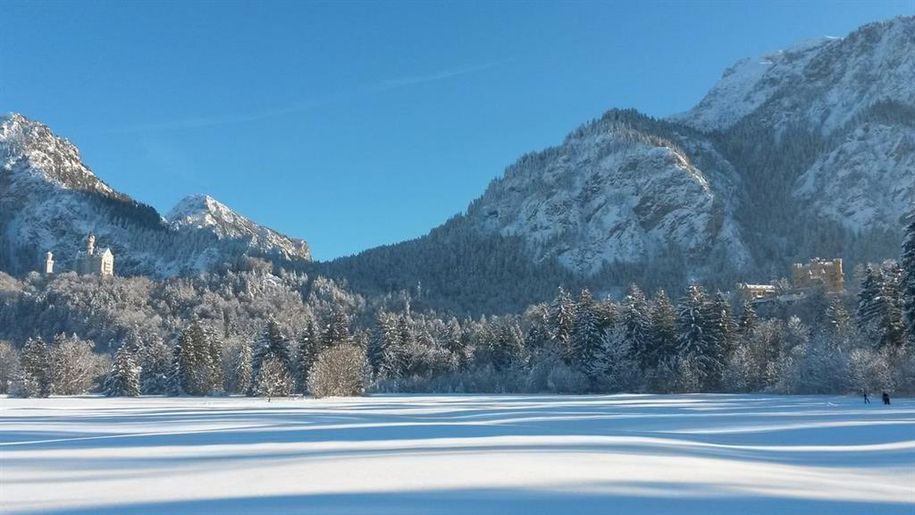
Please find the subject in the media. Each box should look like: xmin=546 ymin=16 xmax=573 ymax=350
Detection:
xmin=0 ymin=394 xmax=913 ymax=514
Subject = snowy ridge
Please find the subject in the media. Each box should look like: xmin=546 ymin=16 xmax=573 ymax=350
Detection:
xmin=168 ymin=194 xmax=311 ymax=261
xmin=675 ymin=17 xmax=915 ymax=134
xmin=1 ymin=113 xmax=115 ymax=196
xmin=671 ymin=37 xmax=833 ymax=132
xmin=0 ymin=114 xmax=311 ymax=276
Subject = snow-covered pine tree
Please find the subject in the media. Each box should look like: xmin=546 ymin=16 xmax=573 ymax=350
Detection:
xmin=203 ymin=324 xmax=224 ymax=394
xmin=856 ymin=264 xmax=883 ymax=341
xmin=649 ymin=290 xmax=677 ymax=370
xmin=549 ymin=287 xmax=576 ymax=363
xmin=105 ymin=345 xmax=140 ymax=397
xmin=570 ymin=290 xmax=605 ymax=384
xmin=738 ymin=300 xmax=758 ymax=335
xmin=367 ymin=312 xmax=395 ymax=378
xmin=232 ymin=339 xmax=253 ymax=394
xmin=171 ymin=320 xmax=216 ymax=396
xmin=297 ymin=320 xmax=321 ymax=390
xmin=902 ymin=211 xmax=915 ymax=348
xmin=322 ymin=303 xmax=351 ymax=348
xmin=601 ymin=325 xmax=636 ymax=392
xmin=441 ymin=317 xmax=465 ymax=366
xmin=879 ymin=262 xmax=906 ymax=351
xmin=488 ymin=317 xmax=523 ymax=372
xmin=859 ymin=262 xmax=905 ymax=350
xmin=15 ymin=338 xmax=52 ymax=398
xmin=825 ymin=296 xmax=853 ymax=348
xmin=621 ymin=284 xmax=651 ymax=370
xmin=676 ymin=284 xmax=719 ymax=390
xmin=251 ymin=318 xmax=293 ymax=397
xmin=705 ymin=291 xmax=737 ymax=388
xmin=137 ymin=335 xmax=171 ymax=395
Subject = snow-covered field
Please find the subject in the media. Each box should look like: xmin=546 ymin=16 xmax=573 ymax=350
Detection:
xmin=1 ymin=394 xmax=913 ymax=514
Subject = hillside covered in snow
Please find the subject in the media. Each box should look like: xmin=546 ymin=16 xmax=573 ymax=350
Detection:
xmin=327 ymin=16 xmax=915 ymax=312
xmin=0 ymin=114 xmax=311 ymax=277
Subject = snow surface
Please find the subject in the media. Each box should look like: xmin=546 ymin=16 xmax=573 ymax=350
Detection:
xmin=1 ymin=394 xmax=913 ymax=514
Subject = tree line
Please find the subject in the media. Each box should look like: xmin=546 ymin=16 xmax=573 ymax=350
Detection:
xmin=2 ymin=213 xmax=914 ymax=398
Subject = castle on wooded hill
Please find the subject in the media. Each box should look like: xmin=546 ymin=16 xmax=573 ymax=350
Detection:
xmin=738 ymin=257 xmax=845 ymax=302
xmin=44 ymin=234 xmax=115 ymax=277
xmin=737 ymin=258 xmax=845 ymax=302
xmin=792 ymin=258 xmax=844 ymax=292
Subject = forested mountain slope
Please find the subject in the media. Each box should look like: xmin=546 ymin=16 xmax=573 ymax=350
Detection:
xmin=326 ymin=16 xmax=915 ymax=314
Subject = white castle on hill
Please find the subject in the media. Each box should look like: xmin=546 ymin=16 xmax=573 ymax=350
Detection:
xmin=44 ymin=234 xmax=115 ymax=276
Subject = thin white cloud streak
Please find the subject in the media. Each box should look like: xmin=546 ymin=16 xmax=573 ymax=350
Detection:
xmin=372 ymin=60 xmax=507 ymax=90
xmin=112 ymin=61 xmax=506 ymax=134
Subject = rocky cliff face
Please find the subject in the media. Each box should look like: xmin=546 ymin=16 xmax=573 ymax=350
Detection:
xmin=464 ymin=111 xmax=748 ymax=277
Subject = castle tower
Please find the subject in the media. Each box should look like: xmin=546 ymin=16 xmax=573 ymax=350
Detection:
xmin=86 ymin=233 xmax=96 ymax=256
xmin=44 ymin=251 xmax=54 ymax=275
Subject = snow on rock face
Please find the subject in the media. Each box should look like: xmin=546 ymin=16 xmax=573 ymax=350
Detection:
xmin=465 ymin=114 xmax=749 ymax=276
xmin=1 ymin=113 xmax=115 ymax=195
xmin=676 ymin=17 xmax=915 ymax=134
xmin=0 ymin=113 xmax=310 ymax=276
xmin=796 ymin=123 xmax=915 ymax=231
xmin=168 ymin=194 xmax=311 ymax=261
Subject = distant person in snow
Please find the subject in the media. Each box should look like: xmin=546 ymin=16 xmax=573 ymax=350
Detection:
xmin=882 ymin=391 xmax=891 ymax=405
xmin=863 ymin=391 xmax=870 ymax=404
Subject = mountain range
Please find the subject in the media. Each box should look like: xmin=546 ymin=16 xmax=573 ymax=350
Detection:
xmin=2 ymin=16 xmax=913 ymax=314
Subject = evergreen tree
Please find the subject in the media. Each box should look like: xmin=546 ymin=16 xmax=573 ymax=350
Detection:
xmin=570 ymin=290 xmax=605 ymax=383
xmin=858 ymin=263 xmax=905 ymax=350
xmin=105 ymin=345 xmax=140 ymax=397
xmin=251 ymin=318 xmax=293 ymax=396
xmin=232 ymin=340 xmax=253 ymax=394
xmin=322 ymin=303 xmax=351 ymax=348
xmin=857 ymin=264 xmax=883 ymax=340
xmin=648 ymin=290 xmax=678 ymax=369
xmin=488 ymin=317 xmax=523 ymax=371
xmin=825 ymin=296 xmax=853 ymax=347
xmin=621 ymin=285 xmax=652 ymax=370
xmin=738 ymin=300 xmax=758 ymax=335
xmin=203 ymin=325 xmax=224 ymax=394
xmin=902 ymin=212 xmax=915 ymax=348
xmin=298 ymin=320 xmax=321 ymax=389
xmin=549 ymin=287 xmax=576 ymax=362
xmin=17 ymin=338 xmax=52 ymax=398
xmin=706 ymin=291 xmax=737 ymax=387
xmin=367 ymin=312 xmax=395 ymax=377
xmin=443 ymin=317 xmax=466 ymax=368
xmin=137 ymin=335 xmax=171 ymax=395
xmin=676 ymin=284 xmax=720 ymax=390
xmin=171 ymin=320 xmax=219 ymax=396
xmin=523 ymin=304 xmax=551 ymax=353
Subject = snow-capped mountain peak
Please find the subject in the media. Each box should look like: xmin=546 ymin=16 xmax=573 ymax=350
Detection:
xmin=1 ymin=113 xmax=115 ymax=195
xmin=168 ymin=194 xmax=311 ymax=262
xmin=674 ymin=16 xmax=915 ymax=134
xmin=168 ymin=194 xmax=238 ymax=229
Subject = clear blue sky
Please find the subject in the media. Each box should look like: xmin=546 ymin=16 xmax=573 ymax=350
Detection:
xmin=2 ymin=1 xmax=912 ymax=260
